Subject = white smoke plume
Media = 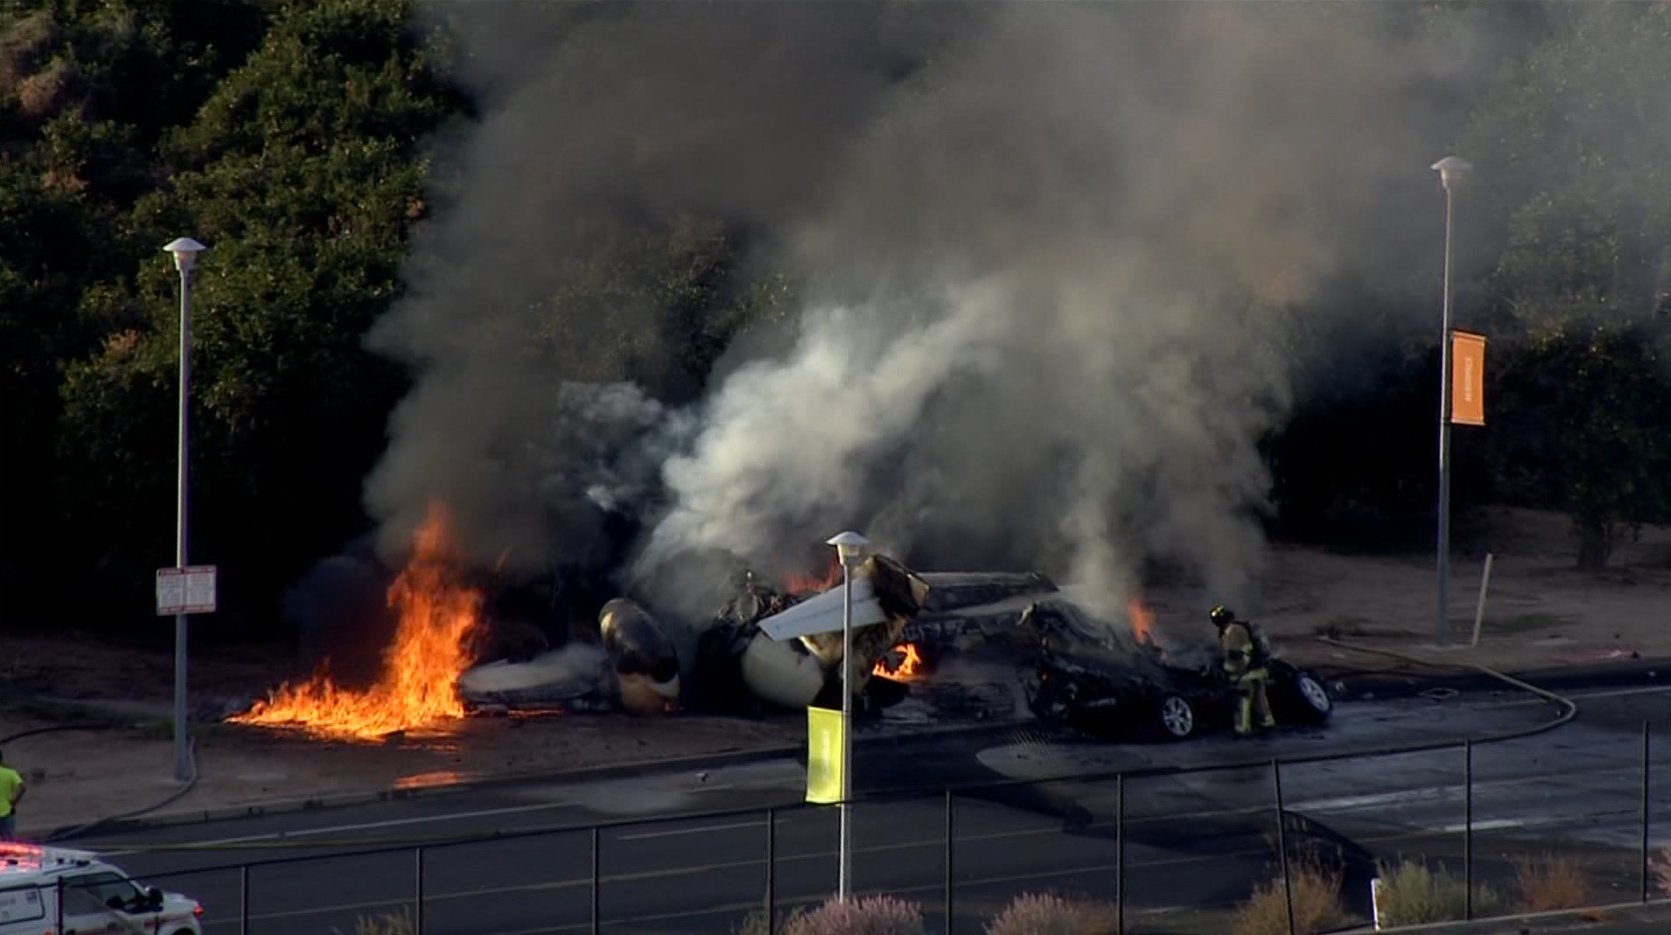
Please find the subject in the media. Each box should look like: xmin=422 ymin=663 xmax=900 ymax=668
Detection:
xmin=372 ymin=3 xmax=1523 ymax=618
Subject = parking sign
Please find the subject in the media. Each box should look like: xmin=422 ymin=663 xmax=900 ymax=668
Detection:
xmin=156 ymin=565 xmax=217 ymax=615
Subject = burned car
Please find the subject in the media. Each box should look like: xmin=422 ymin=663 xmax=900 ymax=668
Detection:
xmin=1020 ymin=601 xmax=1333 ymax=740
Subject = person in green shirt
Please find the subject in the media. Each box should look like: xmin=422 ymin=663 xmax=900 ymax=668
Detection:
xmin=0 ymin=749 xmax=26 ymax=841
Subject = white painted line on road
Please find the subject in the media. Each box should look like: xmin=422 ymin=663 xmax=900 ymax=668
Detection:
xmin=1438 ymin=817 xmax=1527 ymax=833
xmin=1464 ymin=683 xmax=1671 ymax=709
xmin=104 ymin=800 xmax=579 ymax=854
xmin=1562 ymin=684 xmax=1671 ymax=701
xmin=1290 ymin=787 xmax=1450 ymax=812
xmin=618 ymin=818 xmax=764 ymax=841
xmin=1436 ymin=808 xmax=1644 ymax=836
xmin=110 ymin=779 xmax=776 ymax=854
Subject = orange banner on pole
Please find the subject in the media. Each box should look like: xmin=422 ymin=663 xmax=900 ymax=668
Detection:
xmin=1451 ymin=330 xmax=1486 ymax=426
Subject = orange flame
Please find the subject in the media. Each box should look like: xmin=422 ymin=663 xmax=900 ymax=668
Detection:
xmin=872 ymin=642 xmax=923 ymax=679
xmin=784 ymin=560 xmax=842 ymax=596
xmin=230 ymin=503 xmax=483 ymax=741
xmin=1127 ymin=596 xmax=1157 ymax=647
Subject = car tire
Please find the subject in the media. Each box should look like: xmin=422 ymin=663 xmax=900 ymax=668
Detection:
xmin=1290 ymin=670 xmax=1333 ymax=722
xmin=1156 ymin=694 xmax=1196 ymax=740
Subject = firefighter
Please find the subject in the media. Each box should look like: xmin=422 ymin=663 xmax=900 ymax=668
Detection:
xmin=1210 ymin=605 xmax=1275 ymax=736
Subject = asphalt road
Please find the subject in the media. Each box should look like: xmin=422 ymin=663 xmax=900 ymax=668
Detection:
xmin=67 ymin=681 xmax=1671 ymax=935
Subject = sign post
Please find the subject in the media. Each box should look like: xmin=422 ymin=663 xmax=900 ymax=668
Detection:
xmin=156 ymin=565 xmax=218 ymax=615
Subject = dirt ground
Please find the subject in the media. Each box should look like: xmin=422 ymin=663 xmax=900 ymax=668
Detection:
xmin=3 ymin=507 xmax=1667 ymax=839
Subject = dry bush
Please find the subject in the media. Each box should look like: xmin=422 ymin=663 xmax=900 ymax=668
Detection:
xmin=336 ymin=909 xmax=413 ymax=935
xmin=1651 ymin=847 xmax=1671 ymax=896
xmin=1374 ymin=860 xmax=1500 ymax=927
xmin=984 ymin=892 xmax=1119 ymax=935
xmin=731 ymin=910 xmax=772 ymax=935
xmin=782 ymin=895 xmax=926 ymax=935
xmin=1072 ymin=898 xmax=1120 ymax=935
xmin=1232 ymin=863 xmax=1348 ymax=935
xmin=1515 ymin=853 xmax=1593 ymax=912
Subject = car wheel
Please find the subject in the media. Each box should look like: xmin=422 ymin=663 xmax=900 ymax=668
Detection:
xmin=1293 ymin=670 xmax=1333 ymax=720
xmin=1157 ymin=694 xmax=1196 ymax=739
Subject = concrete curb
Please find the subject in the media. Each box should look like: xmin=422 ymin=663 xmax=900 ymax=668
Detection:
xmin=47 ymin=743 xmax=802 ymax=840
xmin=1315 ymin=651 xmax=1669 ymax=701
xmin=44 ymin=715 xmax=1033 ymax=840
xmin=1348 ymin=898 xmax=1671 ymax=933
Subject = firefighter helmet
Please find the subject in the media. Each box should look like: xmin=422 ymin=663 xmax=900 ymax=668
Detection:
xmin=1209 ymin=605 xmax=1235 ymax=627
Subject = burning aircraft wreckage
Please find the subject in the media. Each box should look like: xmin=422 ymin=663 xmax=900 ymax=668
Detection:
xmin=229 ymin=508 xmax=1333 ymax=742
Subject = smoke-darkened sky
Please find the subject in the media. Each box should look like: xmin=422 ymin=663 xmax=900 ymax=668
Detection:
xmin=367 ymin=2 xmax=1526 ymax=620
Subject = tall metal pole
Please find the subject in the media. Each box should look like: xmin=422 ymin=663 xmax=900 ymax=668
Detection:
xmin=838 ymin=556 xmax=854 ymax=901
xmin=1436 ymin=179 xmax=1455 ymax=647
xmin=1115 ymin=773 xmax=1125 ymax=935
xmin=173 ymin=260 xmax=193 ymax=782
xmin=1464 ymin=740 xmax=1474 ymax=920
xmin=590 ymin=826 xmax=601 ymax=935
xmin=1272 ymin=760 xmax=1295 ymax=935
xmin=943 ymin=789 xmax=955 ymax=935
xmin=765 ymin=807 xmax=777 ymax=928
xmin=414 ymin=845 xmax=426 ymax=935
xmin=1642 ymin=721 xmax=1652 ymax=904
xmin=1430 ymin=156 xmax=1470 ymax=646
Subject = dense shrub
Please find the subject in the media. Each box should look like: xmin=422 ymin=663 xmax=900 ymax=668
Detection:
xmin=782 ymin=895 xmax=926 ymax=935
xmin=1515 ymin=853 xmax=1594 ymax=912
xmin=1232 ymin=863 xmax=1348 ymax=935
xmin=1651 ymin=848 xmax=1671 ymax=897
xmin=984 ymin=892 xmax=1118 ymax=935
xmin=1374 ymin=860 xmax=1500 ymax=926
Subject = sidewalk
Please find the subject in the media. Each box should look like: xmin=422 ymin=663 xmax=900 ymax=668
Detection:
xmin=1369 ymin=901 xmax=1671 ymax=934
xmin=0 ymin=704 xmax=804 ymax=839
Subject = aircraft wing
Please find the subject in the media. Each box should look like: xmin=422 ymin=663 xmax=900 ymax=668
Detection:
xmin=759 ymin=576 xmax=889 ymax=640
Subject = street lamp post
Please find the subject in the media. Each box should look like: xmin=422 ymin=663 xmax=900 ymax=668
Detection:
xmin=1430 ymin=157 xmax=1471 ymax=647
xmin=164 ymin=236 xmax=206 ymax=782
xmin=826 ymin=530 xmax=872 ymax=902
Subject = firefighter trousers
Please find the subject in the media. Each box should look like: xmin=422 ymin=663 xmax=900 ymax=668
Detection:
xmin=1234 ymin=668 xmax=1275 ymax=735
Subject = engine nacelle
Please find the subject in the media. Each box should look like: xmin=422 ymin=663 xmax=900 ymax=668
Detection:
xmin=599 ymin=598 xmax=682 ymax=715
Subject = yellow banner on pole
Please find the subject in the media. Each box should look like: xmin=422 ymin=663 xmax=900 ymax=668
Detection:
xmin=806 ymin=706 xmax=845 ymax=804
xmin=1451 ymin=330 xmax=1486 ymax=426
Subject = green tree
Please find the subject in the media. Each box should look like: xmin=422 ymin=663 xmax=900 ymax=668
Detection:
xmin=1459 ymin=3 xmax=1671 ymax=567
xmin=1463 ymin=3 xmax=1671 ymax=318
xmin=1 ymin=0 xmax=276 ymax=621
xmin=1490 ymin=319 xmax=1671 ymax=569
xmin=52 ymin=0 xmax=465 ymax=626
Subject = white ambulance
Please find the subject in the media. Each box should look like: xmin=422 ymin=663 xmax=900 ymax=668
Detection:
xmin=0 ymin=842 xmax=203 ymax=935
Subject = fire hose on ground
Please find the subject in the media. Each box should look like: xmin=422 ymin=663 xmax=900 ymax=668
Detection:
xmin=1 ymin=723 xmax=201 ymax=843
xmin=1314 ymin=637 xmax=1578 ymax=740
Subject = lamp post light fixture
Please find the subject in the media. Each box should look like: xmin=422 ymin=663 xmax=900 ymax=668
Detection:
xmin=826 ymin=529 xmax=872 ymax=901
xmin=164 ymin=236 xmax=206 ymax=782
xmin=1430 ymin=157 xmax=1471 ymax=647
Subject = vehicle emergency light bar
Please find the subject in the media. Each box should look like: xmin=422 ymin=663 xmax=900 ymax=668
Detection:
xmin=0 ymin=842 xmax=98 ymax=870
